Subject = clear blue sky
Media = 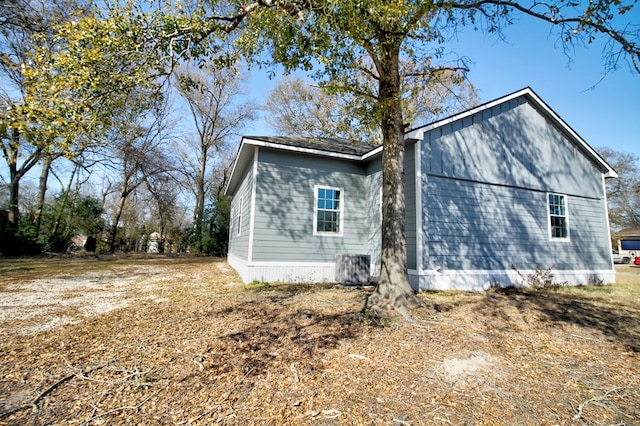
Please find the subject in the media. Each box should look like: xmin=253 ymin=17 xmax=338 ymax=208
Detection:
xmin=243 ymin=14 xmax=640 ymax=156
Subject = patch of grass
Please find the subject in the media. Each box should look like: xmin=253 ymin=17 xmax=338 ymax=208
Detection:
xmin=578 ymin=285 xmax=614 ymax=294
xmin=249 ymin=279 xmax=271 ymax=289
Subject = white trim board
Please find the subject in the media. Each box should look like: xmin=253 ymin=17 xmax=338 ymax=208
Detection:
xmin=227 ymin=256 xmax=336 ymax=284
xmin=410 ymin=268 xmax=616 ymax=291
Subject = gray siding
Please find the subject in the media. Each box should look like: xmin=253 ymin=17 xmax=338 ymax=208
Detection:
xmin=228 ymin=164 xmax=253 ymax=260
xmin=427 ymin=99 xmax=604 ymax=198
xmin=359 ymin=146 xmax=417 ymax=271
xmin=420 ymin=98 xmax=611 ymax=275
xmin=364 ymin=160 xmax=382 ymax=268
xmin=422 ymin=177 xmax=611 ymax=272
xmin=405 ymin=143 xmax=417 ymax=270
xmin=251 ymin=148 xmax=371 ymax=262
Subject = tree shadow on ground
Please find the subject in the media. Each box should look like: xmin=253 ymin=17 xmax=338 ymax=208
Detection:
xmin=203 ymin=283 xmax=377 ymax=377
xmin=478 ymin=288 xmax=640 ymax=353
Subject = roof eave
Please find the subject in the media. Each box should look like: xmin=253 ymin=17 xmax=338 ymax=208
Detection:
xmin=404 ymin=87 xmax=618 ymax=179
xmin=224 ymin=138 xmax=252 ymax=196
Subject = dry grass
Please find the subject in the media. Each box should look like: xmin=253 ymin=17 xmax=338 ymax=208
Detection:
xmin=0 ymin=255 xmax=639 ymax=425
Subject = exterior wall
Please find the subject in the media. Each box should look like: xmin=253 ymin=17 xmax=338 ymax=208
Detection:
xmin=426 ymin=98 xmax=605 ymax=197
xmin=416 ymin=98 xmax=614 ymax=290
xmin=359 ymin=146 xmax=417 ymax=280
xmin=250 ymin=148 xmax=372 ymax=265
xmin=364 ymin=159 xmax=382 ymax=279
xmin=405 ymin=142 xmax=417 ymax=270
xmin=227 ymin=254 xmax=336 ymax=284
xmin=227 ymin=161 xmax=253 ymax=261
xmin=227 ymin=94 xmax=614 ymax=288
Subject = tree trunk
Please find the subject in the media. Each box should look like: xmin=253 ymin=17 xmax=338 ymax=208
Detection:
xmin=33 ymin=155 xmax=56 ymax=237
xmin=51 ymin=161 xmax=79 ymax=238
xmin=7 ymin=166 xmax=20 ymax=230
xmin=2 ymin=129 xmax=43 ymax=232
xmin=5 ymin=130 xmax=21 ymax=230
xmin=364 ymin=39 xmax=420 ymax=317
xmin=107 ymin=192 xmax=128 ymax=253
xmin=193 ymin=150 xmax=207 ymax=253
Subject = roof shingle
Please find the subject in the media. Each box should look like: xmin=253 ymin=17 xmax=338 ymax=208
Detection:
xmin=245 ymin=136 xmax=379 ymax=156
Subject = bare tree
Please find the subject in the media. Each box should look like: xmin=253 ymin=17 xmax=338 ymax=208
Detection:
xmin=173 ymin=63 xmax=256 ymax=253
xmin=264 ymin=73 xmax=479 ymax=142
xmin=144 ymin=173 xmax=183 ymax=253
xmin=102 ymin=96 xmax=174 ymax=253
xmin=599 ymin=148 xmax=640 ymax=230
xmin=263 ymin=76 xmax=346 ymax=138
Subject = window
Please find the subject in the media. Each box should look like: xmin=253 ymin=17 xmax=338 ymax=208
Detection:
xmin=314 ymin=186 xmax=343 ymax=236
xmin=236 ymin=196 xmax=243 ymax=236
xmin=548 ymin=193 xmax=568 ymax=240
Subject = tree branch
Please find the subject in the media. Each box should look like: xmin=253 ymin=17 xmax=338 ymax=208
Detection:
xmin=0 ymin=360 xmax=116 ymax=420
xmin=441 ymin=0 xmax=640 ymax=73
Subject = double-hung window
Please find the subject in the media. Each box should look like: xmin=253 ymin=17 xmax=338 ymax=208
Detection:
xmin=314 ymin=185 xmax=343 ymax=236
xmin=548 ymin=193 xmax=569 ymax=240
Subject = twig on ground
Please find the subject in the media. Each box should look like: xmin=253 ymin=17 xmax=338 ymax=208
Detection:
xmin=80 ymin=387 xmax=163 ymax=425
xmin=0 ymin=360 xmax=116 ymax=420
xmin=572 ymin=387 xmax=628 ymax=422
xmin=569 ymin=333 xmax=600 ymax=342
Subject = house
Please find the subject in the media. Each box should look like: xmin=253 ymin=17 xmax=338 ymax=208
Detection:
xmin=225 ymin=87 xmax=618 ymax=290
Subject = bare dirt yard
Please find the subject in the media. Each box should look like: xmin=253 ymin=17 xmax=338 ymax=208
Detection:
xmin=0 ymin=255 xmax=639 ymax=425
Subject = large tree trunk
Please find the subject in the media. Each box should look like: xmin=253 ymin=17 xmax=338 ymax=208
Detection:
xmin=364 ymin=39 xmax=420 ymax=317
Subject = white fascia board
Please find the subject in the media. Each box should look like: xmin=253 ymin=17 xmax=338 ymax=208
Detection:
xmin=404 ymin=87 xmax=618 ymax=178
xmin=224 ymin=137 xmax=253 ymax=196
xmin=226 ymin=137 xmax=380 ymax=195
xmin=405 ymin=88 xmax=531 ymax=142
xmin=361 ymin=145 xmax=383 ymax=160
xmin=226 ymin=137 xmax=381 ymax=195
xmin=243 ymin=137 xmax=366 ymax=161
xmin=522 ymin=90 xmax=618 ymax=179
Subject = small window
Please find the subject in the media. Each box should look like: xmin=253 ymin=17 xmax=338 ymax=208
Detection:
xmin=314 ymin=185 xmax=343 ymax=236
xmin=236 ymin=196 xmax=243 ymax=236
xmin=548 ymin=193 xmax=569 ymax=240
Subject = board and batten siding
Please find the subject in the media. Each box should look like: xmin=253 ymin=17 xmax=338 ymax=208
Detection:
xmin=416 ymin=98 xmax=613 ymax=289
xmin=427 ymin=98 xmax=605 ymax=197
xmin=251 ymin=148 xmax=372 ymax=264
xmin=423 ymin=177 xmax=610 ymax=270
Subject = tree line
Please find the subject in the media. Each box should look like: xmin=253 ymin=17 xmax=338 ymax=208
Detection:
xmin=0 ymin=0 xmax=255 ymax=255
xmin=0 ymin=0 xmax=483 ymax=257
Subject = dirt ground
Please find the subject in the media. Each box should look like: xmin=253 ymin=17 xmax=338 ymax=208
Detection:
xmin=0 ymin=254 xmax=639 ymax=425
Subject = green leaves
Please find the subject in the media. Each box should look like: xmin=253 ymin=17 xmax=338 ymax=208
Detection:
xmin=5 ymin=0 xmax=232 ymax=156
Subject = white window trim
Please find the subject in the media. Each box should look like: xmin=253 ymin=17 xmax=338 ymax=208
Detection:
xmin=237 ymin=195 xmax=243 ymax=236
xmin=547 ymin=193 xmax=570 ymax=242
xmin=313 ymin=184 xmax=344 ymax=237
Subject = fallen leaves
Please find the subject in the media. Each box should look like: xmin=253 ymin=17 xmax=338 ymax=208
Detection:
xmin=0 ymin=256 xmax=639 ymax=425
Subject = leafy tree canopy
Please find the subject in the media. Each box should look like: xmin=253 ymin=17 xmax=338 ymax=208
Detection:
xmin=2 ymin=0 xmax=234 ymax=155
